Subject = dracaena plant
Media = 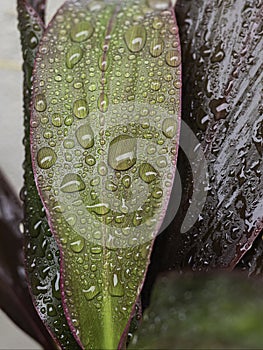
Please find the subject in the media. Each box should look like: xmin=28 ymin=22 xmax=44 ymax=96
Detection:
xmin=0 ymin=0 xmax=262 ymax=349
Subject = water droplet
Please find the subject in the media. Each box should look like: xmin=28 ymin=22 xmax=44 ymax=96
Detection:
xmin=152 ymin=17 xmax=164 ymax=30
xmin=124 ymin=25 xmax=146 ymax=53
xmin=28 ymin=31 xmax=38 ymax=49
xmin=35 ymin=94 xmax=47 ymax=112
xmin=156 ymin=156 xmax=167 ymax=168
xmin=63 ymin=139 xmax=75 ymax=149
xmin=209 ymin=97 xmax=228 ymax=120
xmin=108 ymin=135 xmax=137 ymax=171
xmin=75 ymin=123 xmax=94 ymax=149
xmin=97 ymin=161 xmax=108 ymax=176
xmin=162 ymin=118 xmax=177 ymax=138
xmin=83 ymin=285 xmax=100 ymax=300
xmin=147 ymin=0 xmax=171 ymax=10
xmin=70 ymin=21 xmax=94 ymax=42
xmin=105 ymin=180 xmax=117 ymax=192
xmin=152 ymin=187 xmax=163 ymax=199
xmin=87 ymin=203 xmax=110 ymax=215
xmin=98 ymin=93 xmax=109 ymax=112
xmin=66 ymin=45 xmax=83 ymax=69
xmin=122 ymin=175 xmax=131 ymax=188
xmin=70 ymin=238 xmax=85 ymax=253
xmin=166 ymin=50 xmax=181 ymax=67
xmin=99 ymin=57 xmax=110 ymax=72
xmin=60 ymin=173 xmax=86 ymax=193
xmin=109 ymin=273 xmax=124 ymax=297
xmin=85 ymin=154 xmax=96 ymax=166
xmin=47 ymin=304 xmax=57 ymax=317
xmin=37 ymin=147 xmax=57 ymax=169
xmin=52 ymin=113 xmax=63 ymax=127
xmin=149 ymin=38 xmax=164 ymax=57
xmin=90 ymin=246 xmax=102 ymax=254
xmin=139 ymin=163 xmax=158 ymax=183
xmin=151 ymin=80 xmax=161 ymax=91
xmin=73 ymin=99 xmax=88 ymax=119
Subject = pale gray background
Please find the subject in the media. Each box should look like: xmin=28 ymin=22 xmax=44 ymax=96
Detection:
xmin=0 ymin=1 xmax=64 ymax=348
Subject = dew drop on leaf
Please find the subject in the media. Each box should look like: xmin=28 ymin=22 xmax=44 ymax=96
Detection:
xmin=73 ymin=99 xmax=88 ymax=119
xmin=149 ymin=38 xmax=164 ymax=57
xmin=139 ymin=163 xmax=158 ymax=183
xmin=108 ymin=135 xmax=137 ymax=171
xmin=60 ymin=173 xmax=86 ymax=193
xmin=37 ymin=147 xmax=57 ymax=169
xmin=70 ymin=21 xmax=94 ymax=42
xmin=166 ymin=49 xmax=181 ymax=67
xmin=35 ymin=94 xmax=47 ymax=112
xmin=75 ymin=123 xmax=94 ymax=149
xmin=162 ymin=118 xmax=177 ymax=139
xmin=124 ymin=25 xmax=147 ymax=53
xmin=66 ymin=45 xmax=83 ymax=69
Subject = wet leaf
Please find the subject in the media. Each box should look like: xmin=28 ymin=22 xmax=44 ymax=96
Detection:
xmin=30 ymin=0 xmax=181 ymax=348
xmin=27 ymin=0 xmax=47 ymax=22
xmin=17 ymin=1 xmax=80 ymax=348
xmin=0 ymin=170 xmax=55 ymax=349
xmin=146 ymin=0 xmax=263 ymax=280
xmin=132 ymin=272 xmax=263 ymax=349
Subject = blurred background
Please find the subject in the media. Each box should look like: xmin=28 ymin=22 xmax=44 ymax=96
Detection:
xmin=0 ymin=1 xmax=64 ymax=348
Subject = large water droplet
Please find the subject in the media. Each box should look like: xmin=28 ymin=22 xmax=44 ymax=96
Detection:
xmin=108 ymin=135 xmax=137 ymax=171
xmin=70 ymin=21 xmax=94 ymax=42
xmin=35 ymin=94 xmax=47 ymax=112
xmin=139 ymin=163 xmax=158 ymax=183
xmin=149 ymin=38 xmax=164 ymax=57
xmin=73 ymin=99 xmax=88 ymax=119
xmin=66 ymin=45 xmax=83 ymax=69
xmin=162 ymin=118 xmax=177 ymax=138
xmin=83 ymin=285 xmax=100 ymax=300
xmin=166 ymin=49 xmax=181 ymax=67
xmin=60 ymin=173 xmax=86 ymax=193
xmin=75 ymin=123 xmax=94 ymax=149
xmin=70 ymin=238 xmax=85 ymax=253
xmin=37 ymin=147 xmax=57 ymax=169
xmin=124 ymin=25 xmax=146 ymax=53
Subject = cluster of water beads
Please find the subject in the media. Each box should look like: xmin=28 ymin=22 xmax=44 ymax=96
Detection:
xmin=30 ymin=0 xmax=181 ymax=344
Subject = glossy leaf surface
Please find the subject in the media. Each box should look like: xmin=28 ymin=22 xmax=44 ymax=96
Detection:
xmin=17 ymin=1 xmax=80 ymax=348
xmin=132 ymin=272 xmax=263 ymax=349
xmin=30 ymin=0 xmax=181 ymax=348
xmin=0 ymin=170 xmax=55 ymax=349
xmin=147 ymin=0 xmax=263 ymax=277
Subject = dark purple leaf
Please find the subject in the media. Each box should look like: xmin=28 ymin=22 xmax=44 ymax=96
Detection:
xmin=144 ymin=0 xmax=263 ymax=287
xmin=0 ymin=170 xmax=55 ymax=349
xmin=27 ymin=0 xmax=47 ymax=23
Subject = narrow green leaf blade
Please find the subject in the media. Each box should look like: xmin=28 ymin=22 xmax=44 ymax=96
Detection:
xmin=30 ymin=0 xmax=181 ymax=348
xmin=17 ymin=1 xmax=81 ymax=348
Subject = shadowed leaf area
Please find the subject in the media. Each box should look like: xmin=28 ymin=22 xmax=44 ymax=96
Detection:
xmin=0 ymin=170 xmax=55 ymax=349
xmin=132 ymin=272 xmax=263 ymax=349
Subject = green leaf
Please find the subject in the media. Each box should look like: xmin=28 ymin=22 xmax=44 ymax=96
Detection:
xmin=132 ymin=272 xmax=263 ymax=349
xmin=149 ymin=0 xmax=263 ymax=275
xmin=30 ymin=0 xmax=181 ymax=348
xmin=17 ymin=1 xmax=81 ymax=348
